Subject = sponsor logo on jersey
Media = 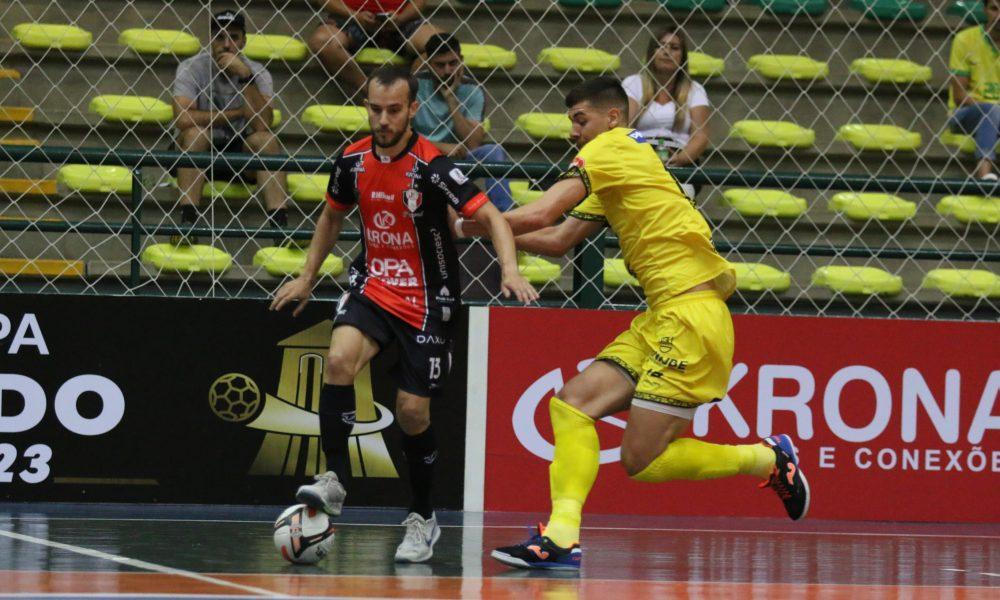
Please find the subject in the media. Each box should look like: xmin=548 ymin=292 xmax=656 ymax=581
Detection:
xmin=369 ymin=258 xmax=419 ymax=287
xmin=571 ymin=156 xmax=586 ymax=168
xmin=372 ymin=210 xmax=396 ymax=230
xmin=430 ymin=228 xmax=449 ymax=280
xmin=365 ymin=229 xmax=414 ymax=248
xmin=449 ymin=167 xmax=469 ymax=185
xmin=371 ymin=190 xmax=395 ymax=202
xmin=627 ymin=129 xmax=647 ymax=143
xmin=415 ymin=334 xmax=447 ymax=345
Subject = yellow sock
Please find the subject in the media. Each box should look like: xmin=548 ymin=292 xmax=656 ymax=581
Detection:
xmin=631 ymin=438 xmax=774 ymax=483
xmin=544 ymin=397 xmax=599 ymax=548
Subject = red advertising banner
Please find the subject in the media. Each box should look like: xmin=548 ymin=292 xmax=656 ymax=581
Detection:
xmin=485 ymin=307 xmax=1000 ymax=522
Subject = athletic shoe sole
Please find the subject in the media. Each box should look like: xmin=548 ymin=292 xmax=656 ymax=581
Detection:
xmin=489 ymin=549 xmax=581 ymax=571
xmin=394 ymin=524 xmax=442 ymax=563
xmin=794 ymin=468 xmax=811 ymax=521
xmin=295 ymin=487 xmax=342 ymax=517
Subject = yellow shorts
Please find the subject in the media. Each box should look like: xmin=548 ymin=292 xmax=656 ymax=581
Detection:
xmin=596 ymin=290 xmax=734 ymax=410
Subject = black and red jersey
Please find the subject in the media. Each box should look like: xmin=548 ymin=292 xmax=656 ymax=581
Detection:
xmin=325 ymin=132 xmax=488 ymax=331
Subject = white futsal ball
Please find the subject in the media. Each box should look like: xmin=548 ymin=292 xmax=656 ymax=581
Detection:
xmin=273 ymin=504 xmax=335 ymax=564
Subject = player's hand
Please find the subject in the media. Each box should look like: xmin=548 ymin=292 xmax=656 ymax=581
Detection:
xmin=216 ymin=52 xmax=251 ymax=78
xmin=501 ymin=270 xmax=539 ymax=305
xmin=270 ymin=276 xmax=314 ymax=317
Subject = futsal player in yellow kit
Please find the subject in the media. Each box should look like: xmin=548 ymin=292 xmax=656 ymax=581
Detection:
xmin=454 ymin=77 xmax=810 ymax=570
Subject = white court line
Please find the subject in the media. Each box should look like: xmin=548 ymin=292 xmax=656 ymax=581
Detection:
xmin=5 ymin=516 xmax=1000 ymax=540
xmin=943 ymin=568 xmax=967 ymax=572
xmin=983 ymin=573 xmax=1000 ymax=578
xmin=0 ymin=529 xmax=287 ymax=598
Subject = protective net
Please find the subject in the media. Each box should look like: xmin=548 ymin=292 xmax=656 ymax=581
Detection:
xmin=0 ymin=0 xmax=997 ymax=319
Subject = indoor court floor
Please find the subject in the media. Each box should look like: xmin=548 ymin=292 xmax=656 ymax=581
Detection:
xmin=1 ymin=503 xmax=998 ymax=599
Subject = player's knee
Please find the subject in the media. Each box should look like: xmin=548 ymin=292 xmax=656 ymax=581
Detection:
xmin=556 ymin=382 xmax=600 ymax=419
xmin=308 ymin=26 xmax=346 ymax=56
xmin=325 ymin=349 xmax=362 ymax=384
xmin=178 ymin=126 xmax=209 ymax=149
xmin=396 ymin=401 xmax=430 ymax=434
xmin=620 ymin=446 xmax=653 ymax=478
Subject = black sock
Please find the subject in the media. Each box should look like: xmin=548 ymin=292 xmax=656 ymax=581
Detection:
xmin=402 ymin=425 xmax=437 ymax=520
xmin=267 ymin=208 xmax=288 ymax=229
xmin=318 ymin=384 xmax=355 ymax=483
xmin=180 ymin=205 xmax=198 ymax=225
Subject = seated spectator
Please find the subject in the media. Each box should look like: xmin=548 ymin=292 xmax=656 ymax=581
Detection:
xmin=172 ymin=10 xmax=288 ymax=245
xmin=949 ymin=0 xmax=1000 ymax=181
xmin=308 ymin=0 xmax=440 ymax=95
xmin=414 ymin=32 xmax=514 ymax=211
xmin=622 ymin=26 xmax=710 ymax=198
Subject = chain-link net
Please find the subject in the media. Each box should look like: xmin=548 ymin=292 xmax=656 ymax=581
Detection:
xmin=1 ymin=0 xmax=998 ymax=318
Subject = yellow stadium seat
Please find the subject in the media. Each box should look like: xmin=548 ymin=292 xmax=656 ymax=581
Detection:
xmin=0 ymin=107 xmax=34 ymax=123
xmin=203 ymin=181 xmax=256 ymax=200
xmin=0 ymin=258 xmax=85 ymax=279
xmin=811 ymin=265 xmax=903 ymax=296
xmin=355 ymin=48 xmax=407 ymax=65
xmin=89 ymin=95 xmax=173 ymax=124
xmin=537 ymin=47 xmax=620 ymax=73
xmin=461 ymin=43 xmax=517 ymax=69
xmin=58 ymin=165 xmax=132 ymax=194
xmin=244 ymin=34 xmax=308 ymax=61
xmin=142 ymin=243 xmax=232 ymax=273
xmin=850 ymin=58 xmax=932 ymax=84
xmin=519 ymin=253 xmax=562 ymax=284
xmin=516 ymin=113 xmax=572 ymax=140
xmin=732 ymin=262 xmax=791 ymax=292
xmin=288 ymin=173 xmax=330 ymax=203
xmin=0 ymin=178 xmax=57 ymax=196
xmin=118 ymin=29 xmax=200 ymax=56
xmin=303 ymin=105 xmax=370 ymax=132
xmin=13 ymin=23 xmax=92 ymax=50
xmin=688 ymin=52 xmax=725 ymax=77
xmin=604 ymin=258 xmax=640 ymax=287
xmin=721 ymin=188 xmax=807 ymax=217
xmin=0 ymin=68 xmax=20 ymax=80
xmin=936 ymin=195 xmax=1000 ymax=224
xmin=837 ymin=124 xmax=921 ymax=151
xmin=731 ymin=121 xmax=815 ymax=148
xmin=922 ymin=269 xmax=1000 ymax=298
xmin=828 ymin=192 xmax=916 ymax=221
xmin=253 ymin=247 xmax=344 ymax=277
xmin=0 ymin=137 xmax=39 ymax=146
xmin=271 ymin=109 xmax=282 ymax=127
xmin=940 ymin=131 xmax=976 ymax=154
xmin=510 ymin=181 xmax=544 ymax=205
xmin=747 ymin=54 xmax=829 ymax=80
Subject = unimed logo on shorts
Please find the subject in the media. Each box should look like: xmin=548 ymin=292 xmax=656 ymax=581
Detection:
xmin=208 ymin=320 xmax=398 ymax=479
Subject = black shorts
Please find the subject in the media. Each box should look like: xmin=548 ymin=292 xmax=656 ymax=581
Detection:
xmin=333 ymin=290 xmax=452 ymax=397
xmin=328 ymin=14 xmax=423 ymax=54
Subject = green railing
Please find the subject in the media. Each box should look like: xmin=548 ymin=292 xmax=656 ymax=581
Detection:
xmin=2 ymin=144 xmax=999 ymax=309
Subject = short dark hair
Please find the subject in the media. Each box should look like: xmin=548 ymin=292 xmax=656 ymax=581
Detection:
xmin=565 ymin=77 xmax=629 ymax=114
xmin=425 ymin=32 xmax=462 ymax=59
xmin=367 ymin=66 xmax=418 ymax=103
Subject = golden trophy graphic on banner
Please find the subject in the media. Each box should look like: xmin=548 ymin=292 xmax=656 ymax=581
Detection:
xmin=209 ymin=320 xmax=398 ymax=479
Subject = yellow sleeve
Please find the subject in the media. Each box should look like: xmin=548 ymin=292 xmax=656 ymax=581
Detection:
xmin=950 ymin=30 xmax=972 ymax=77
xmin=567 ymin=194 xmax=606 ymax=222
xmin=560 ymin=135 xmax=625 ymax=197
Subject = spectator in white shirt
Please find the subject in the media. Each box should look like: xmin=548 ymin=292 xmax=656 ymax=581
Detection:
xmin=622 ymin=27 xmax=710 ymax=198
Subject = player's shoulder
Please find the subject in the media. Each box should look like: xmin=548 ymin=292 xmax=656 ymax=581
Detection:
xmin=343 ymin=137 xmax=371 ymax=156
xmin=581 ymin=128 xmax=645 ymax=158
xmin=411 ymin=134 xmax=445 ymax=163
xmin=955 ymin=25 xmax=983 ymax=46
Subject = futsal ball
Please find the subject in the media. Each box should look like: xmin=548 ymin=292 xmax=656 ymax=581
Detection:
xmin=273 ymin=504 xmax=336 ymax=564
xmin=208 ymin=373 xmax=261 ymax=423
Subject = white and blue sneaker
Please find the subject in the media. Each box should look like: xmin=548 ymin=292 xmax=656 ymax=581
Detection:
xmin=761 ymin=434 xmax=810 ymax=521
xmin=394 ymin=512 xmax=441 ymax=563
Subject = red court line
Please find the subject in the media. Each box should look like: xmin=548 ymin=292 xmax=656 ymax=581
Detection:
xmin=3 ymin=571 xmax=997 ymax=599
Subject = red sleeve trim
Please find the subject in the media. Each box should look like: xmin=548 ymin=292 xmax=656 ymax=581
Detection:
xmin=325 ymin=192 xmax=351 ymax=212
xmin=460 ymin=192 xmax=490 ymax=218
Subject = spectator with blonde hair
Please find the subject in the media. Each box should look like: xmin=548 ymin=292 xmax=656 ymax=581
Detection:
xmin=622 ymin=26 xmax=710 ymax=198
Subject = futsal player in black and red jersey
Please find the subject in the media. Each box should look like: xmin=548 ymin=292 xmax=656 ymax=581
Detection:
xmin=270 ymin=66 xmax=536 ymax=563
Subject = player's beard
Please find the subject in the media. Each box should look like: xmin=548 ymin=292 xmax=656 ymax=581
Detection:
xmin=374 ymin=119 xmax=412 ymax=150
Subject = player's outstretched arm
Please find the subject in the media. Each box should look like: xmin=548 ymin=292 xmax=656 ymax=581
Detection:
xmin=470 ymin=201 xmax=540 ymax=304
xmin=515 ymin=216 xmax=604 ymax=258
xmin=270 ymin=204 xmax=347 ymax=316
xmin=459 ymin=177 xmax=588 ymax=238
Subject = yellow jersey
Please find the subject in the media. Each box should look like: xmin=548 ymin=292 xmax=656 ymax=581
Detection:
xmin=565 ymin=127 xmax=734 ymax=306
xmin=949 ymin=25 xmax=1000 ymax=109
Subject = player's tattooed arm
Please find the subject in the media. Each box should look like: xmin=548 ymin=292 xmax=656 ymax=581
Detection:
xmin=469 ymin=201 xmax=540 ymax=304
xmin=458 ymin=177 xmax=588 ymax=238
xmin=270 ymin=203 xmax=347 ymax=316
xmin=514 ymin=216 xmax=603 ymax=258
